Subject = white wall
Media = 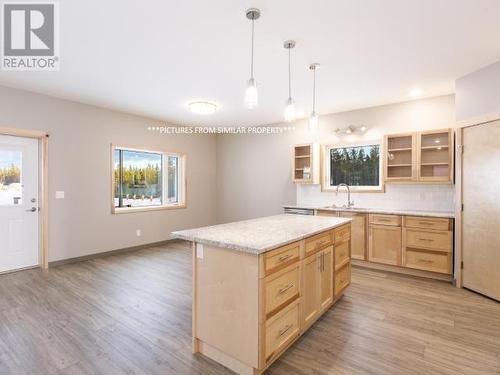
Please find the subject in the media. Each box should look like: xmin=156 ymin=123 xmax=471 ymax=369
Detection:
xmin=456 ymin=60 xmax=500 ymax=123
xmin=217 ymin=95 xmax=457 ymax=223
xmin=0 ymin=85 xmax=217 ymax=262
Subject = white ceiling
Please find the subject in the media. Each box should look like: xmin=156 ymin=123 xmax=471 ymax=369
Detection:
xmin=1 ymin=0 xmax=500 ymax=126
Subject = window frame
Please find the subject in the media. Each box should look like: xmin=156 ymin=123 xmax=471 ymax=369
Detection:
xmin=111 ymin=144 xmax=187 ymax=214
xmin=321 ymin=141 xmax=385 ymax=193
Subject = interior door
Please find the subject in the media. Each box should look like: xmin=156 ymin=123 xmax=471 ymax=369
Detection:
xmin=0 ymin=135 xmax=39 ymax=272
xmin=462 ymin=121 xmax=500 ymax=301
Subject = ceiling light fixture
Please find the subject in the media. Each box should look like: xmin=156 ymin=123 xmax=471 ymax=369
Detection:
xmin=308 ymin=63 xmax=320 ymax=130
xmin=244 ymin=8 xmax=260 ymax=109
xmin=335 ymin=125 xmax=368 ymax=135
xmin=410 ymin=88 xmax=423 ymax=98
xmin=188 ymin=101 xmax=218 ymax=115
xmin=283 ymin=40 xmax=296 ymax=122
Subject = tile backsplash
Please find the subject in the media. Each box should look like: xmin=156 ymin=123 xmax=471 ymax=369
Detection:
xmin=297 ymin=184 xmax=455 ymax=213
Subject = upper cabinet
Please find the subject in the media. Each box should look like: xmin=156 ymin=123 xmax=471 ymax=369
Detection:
xmin=384 ymin=129 xmax=453 ymax=184
xmin=293 ymin=143 xmax=320 ymax=184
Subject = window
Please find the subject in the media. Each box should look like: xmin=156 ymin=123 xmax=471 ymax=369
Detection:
xmin=112 ymin=146 xmax=186 ymax=212
xmin=0 ymin=150 xmax=22 ymax=206
xmin=323 ymin=143 xmax=383 ymax=192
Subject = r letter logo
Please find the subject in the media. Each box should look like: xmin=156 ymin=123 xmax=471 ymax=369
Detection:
xmin=2 ymin=2 xmax=59 ymax=70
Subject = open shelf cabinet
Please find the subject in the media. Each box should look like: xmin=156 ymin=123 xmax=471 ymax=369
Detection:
xmin=293 ymin=143 xmax=320 ymax=184
xmin=384 ymin=129 xmax=453 ymax=184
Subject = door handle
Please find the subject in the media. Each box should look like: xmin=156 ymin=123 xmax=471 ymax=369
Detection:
xmin=26 ymin=207 xmax=37 ymax=212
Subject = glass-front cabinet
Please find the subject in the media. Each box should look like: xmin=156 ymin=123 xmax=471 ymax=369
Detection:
xmin=384 ymin=129 xmax=452 ymax=184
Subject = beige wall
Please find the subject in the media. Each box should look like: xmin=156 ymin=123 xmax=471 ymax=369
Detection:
xmin=0 ymin=85 xmax=217 ymax=262
xmin=217 ymin=95 xmax=456 ymax=223
xmin=456 ymin=60 xmax=500 ymax=123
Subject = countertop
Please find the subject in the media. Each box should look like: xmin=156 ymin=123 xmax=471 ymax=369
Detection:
xmin=171 ymin=214 xmax=352 ymax=255
xmin=283 ymin=204 xmax=455 ymax=218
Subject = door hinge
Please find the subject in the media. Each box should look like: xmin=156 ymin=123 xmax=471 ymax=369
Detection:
xmin=461 ymin=261 xmax=464 ymax=270
xmin=458 ymin=144 xmax=464 ymax=154
xmin=461 ymin=204 xmax=464 ymax=212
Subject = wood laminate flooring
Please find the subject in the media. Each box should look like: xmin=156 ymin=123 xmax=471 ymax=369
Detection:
xmin=0 ymin=241 xmax=499 ymax=374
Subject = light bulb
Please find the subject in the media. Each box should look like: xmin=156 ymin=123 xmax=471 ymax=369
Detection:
xmin=308 ymin=112 xmax=319 ymax=130
xmin=345 ymin=127 xmax=353 ymax=134
xmin=245 ymin=78 xmax=258 ymax=109
xmin=283 ymin=98 xmax=296 ymax=122
xmin=360 ymin=126 xmax=367 ymax=132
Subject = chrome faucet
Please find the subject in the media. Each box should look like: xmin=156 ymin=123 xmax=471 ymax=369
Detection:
xmin=336 ymin=183 xmax=354 ymax=208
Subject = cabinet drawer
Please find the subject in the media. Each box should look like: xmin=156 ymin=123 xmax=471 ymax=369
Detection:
xmin=305 ymin=231 xmax=332 ymax=256
xmin=264 ymin=242 xmax=300 ymax=275
xmin=405 ymin=229 xmax=452 ymax=252
xmin=404 ymin=216 xmax=451 ymax=231
xmin=404 ymin=249 xmax=451 ymax=274
xmin=369 ymin=214 xmax=401 ymax=226
xmin=265 ymin=265 xmax=300 ymax=316
xmin=334 ymin=241 xmax=350 ymax=270
xmin=265 ymin=301 xmax=300 ymax=362
xmin=334 ymin=262 xmax=351 ymax=296
xmin=335 ymin=225 xmax=351 ymax=244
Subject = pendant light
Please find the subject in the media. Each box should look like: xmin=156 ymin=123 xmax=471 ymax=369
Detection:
xmin=308 ymin=63 xmax=320 ymax=130
xmin=245 ymin=8 xmax=260 ymax=109
xmin=283 ymin=40 xmax=296 ymax=122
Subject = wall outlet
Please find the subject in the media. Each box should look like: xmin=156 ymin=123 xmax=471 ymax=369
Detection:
xmin=136 ymin=229 xmax=141 ymax=237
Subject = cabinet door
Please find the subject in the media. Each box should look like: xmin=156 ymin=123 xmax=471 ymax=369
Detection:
xmin=368 ymin=225 xmax=402 ymax=265
xmin=417 ymin=129 xmax=452 ymax=183
xmin=385 ymin=133 xmax=417 ymax=182
xmin=319 ymin=247 xmax=333 ymax=311
xmin=302 ymin=253 xmax=320 ymax=328
xmin=339 ymin=212 xmax=366 ymax=260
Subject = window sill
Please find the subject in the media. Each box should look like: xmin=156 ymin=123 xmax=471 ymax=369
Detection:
xmin=112 ymin=204 xmax=186 ymax=214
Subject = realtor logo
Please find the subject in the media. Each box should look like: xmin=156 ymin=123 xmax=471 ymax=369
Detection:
xmin=2 ymin=2 xmax=59 ymax=70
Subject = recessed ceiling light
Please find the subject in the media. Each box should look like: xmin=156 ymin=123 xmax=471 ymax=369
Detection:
xmin=188 ymin=101 xmax=218 ymax=115
xmin=410 ymin=88 xmax=423 ymax=98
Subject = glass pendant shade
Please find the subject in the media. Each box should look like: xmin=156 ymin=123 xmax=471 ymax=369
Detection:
xmin=308 ymin=112 xmax=319 ymax=130
xmin=283 ymin=98 xmax=296 ymax=122
xmin=245 ymin=78 xmax=258 ymax=109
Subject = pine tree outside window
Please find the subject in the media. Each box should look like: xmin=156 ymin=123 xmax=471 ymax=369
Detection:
xmin=323 ymin=143 xmax=383 ymax=192
xmin=112 ymin=145 xmax=186 ymax=213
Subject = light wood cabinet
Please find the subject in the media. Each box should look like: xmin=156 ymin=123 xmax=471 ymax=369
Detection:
xmin=318 ymin=210 xmax=366 ymax=261
xmin=368 ymin=223 xmax=402 ymax=266
xmin=384 ymin=128 xmax=453 ymax=184
xmin=301 ymin=245 xmax=334 ymax=329
xmin=192 ymin=224 xmax=351 ymax=375
xmin=293 ymin=143 xmax=320 ymax=184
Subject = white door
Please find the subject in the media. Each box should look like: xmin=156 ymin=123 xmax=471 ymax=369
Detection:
xmin=0 ymin=135 xmax=39 ymax=272
xmin=462 ymin=120 xmax=500 ymax=301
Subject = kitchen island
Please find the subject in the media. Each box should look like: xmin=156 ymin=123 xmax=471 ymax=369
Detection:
xmin=172 ymin=214 xmax=352 ymax=375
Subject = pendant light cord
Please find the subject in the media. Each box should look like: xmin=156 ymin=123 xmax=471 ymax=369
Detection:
xmin=312 ymin=68 xmax=316 ymax=113
xmin=250 ymin=19 xmax=255 ymax=79
xmin=288 ymin=48 xmax=292 ymax=100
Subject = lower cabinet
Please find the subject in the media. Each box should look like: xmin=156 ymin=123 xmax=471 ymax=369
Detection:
xmin=302 ymin=246 xmax=333 ymax=329
xmin=368 ymin=224 xmax=402 ymax=265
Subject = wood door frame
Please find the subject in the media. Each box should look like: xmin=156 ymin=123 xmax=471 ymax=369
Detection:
xmin=0 ymin=127 xmax=49 ymax=270
xmin=455 ymin=117 xmax=500 ymax=289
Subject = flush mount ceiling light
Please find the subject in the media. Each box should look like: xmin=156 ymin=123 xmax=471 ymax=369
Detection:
xmin=244 ymin=8 xmax=260 ymax=109
xmin=335 ymin=125 xmax=368 ymax=135
xmin=188 ymin=101 xmax=218 ymax=115
xmin=410 ymin=88 xmax=423 ymax=98
xmin=283 ymin=40 xmax=296 ymax=122
xmin=308 ymin=63 xmax=320 ymax=130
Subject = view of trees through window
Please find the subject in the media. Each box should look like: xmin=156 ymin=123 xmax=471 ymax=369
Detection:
xmin=0 ymin=150 xmax=22 ymax=206
xmin=329 ymin=145 xmax=380 ymax=187
xmin=114 ymin=149 xmax=163 ymax=208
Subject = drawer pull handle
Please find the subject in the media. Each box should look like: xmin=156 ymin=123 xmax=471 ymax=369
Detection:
xmin=418 ymin=238 xmax=434 ymax=242
xmin=278 ymin=324 xmax=292 ymax=337
xmin=278 ymin=254 xmax=292 ymax=262
xmin=378 ymin=218 xmax=392 ymax=222
xmin=277 ymin=283 xmax=294 ymax=295
xmin=419 ymin=259 xmax=434 ymax=264
xmin=418 ymin=222 xmax=434 ymax=226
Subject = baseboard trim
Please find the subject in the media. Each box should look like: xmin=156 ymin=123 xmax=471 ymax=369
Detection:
xmin=352 ymin=259 xmax=453 ymax=282
xmin=49 ymin=239 xmax=182 ymax=267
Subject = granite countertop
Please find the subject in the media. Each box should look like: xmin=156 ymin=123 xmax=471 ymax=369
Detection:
xmin=283 ymin=204 xmax=455 ymax=218
xmin=171 ymin=214 xmax=352 ymax=255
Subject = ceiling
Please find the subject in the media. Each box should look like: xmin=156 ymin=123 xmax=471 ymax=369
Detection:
xmin=1 ymin=0 xmax=500 ymax=126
